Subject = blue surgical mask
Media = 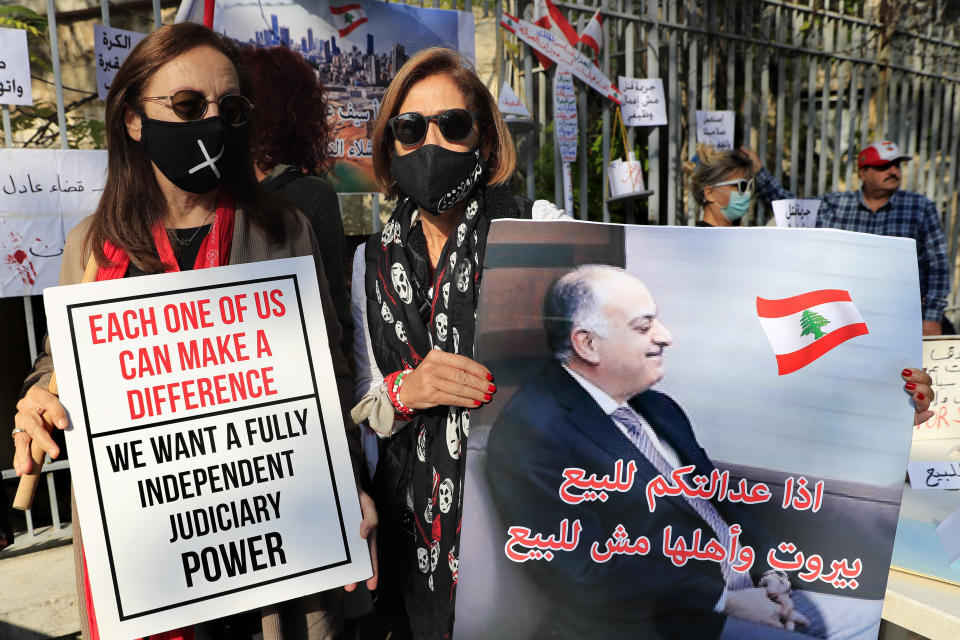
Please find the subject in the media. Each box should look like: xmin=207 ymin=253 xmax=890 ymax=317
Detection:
xmin=721 ymin=191 xmax=751 ymax=221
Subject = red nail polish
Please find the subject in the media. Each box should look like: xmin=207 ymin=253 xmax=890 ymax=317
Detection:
xmin=488 ymin=384 xmax=497 ymax=392
xmin=902 ymin=369 xmax=912 ymax=377
xmin=905 ymin=382 xmax=916 ymax=390
xmin=474 ymin=400 xmax=482 ymax=406
xmin=918 ymin=393 xmax=925 ymax=400
xmin=486 ymin=373 xmax=494 ymax=381
xmin=484 ymin=393 xmax=492 ymax=401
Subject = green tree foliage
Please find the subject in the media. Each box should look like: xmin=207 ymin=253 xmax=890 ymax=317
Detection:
xmin=800 ymin=309 xmax=831 ymax=340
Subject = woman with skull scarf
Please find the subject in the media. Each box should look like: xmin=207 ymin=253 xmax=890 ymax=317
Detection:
xmin=12 ymin=23 xmax=374 ymax=640
xmin=350 ymin=47 xmax=565 ymax=639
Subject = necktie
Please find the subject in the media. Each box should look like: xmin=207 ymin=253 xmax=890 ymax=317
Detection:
xmin=611 ymin=405 xmax=753 ymax=590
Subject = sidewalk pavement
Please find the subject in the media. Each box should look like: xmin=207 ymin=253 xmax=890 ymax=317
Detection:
xmin=0 ymin=524 xmax=80 ymax=640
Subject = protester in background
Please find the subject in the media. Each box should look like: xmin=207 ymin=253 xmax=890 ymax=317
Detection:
xmin=684 ymin=144 xmax=756 ymax=227
xmin=11 ymin=23 xmax=373 ymax=640
xmin=744 ymin=142 xmax=950 ymax=335
xmin=240 ymin=45 xmax=352 ymax=357
xmin=350 ymin=46 xmax=565 ymax=639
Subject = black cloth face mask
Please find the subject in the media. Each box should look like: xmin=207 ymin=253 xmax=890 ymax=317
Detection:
xmin=137 ymin=115 xmax=238 ymax=194
xmin=390 ymin=145 xmax=485 ymax=215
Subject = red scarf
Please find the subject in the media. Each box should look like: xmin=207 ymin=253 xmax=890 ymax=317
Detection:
xmin=83 ymin=190 xmax=235 ymax=640
xmin=96 ymin=189 xmax=235 ymax=280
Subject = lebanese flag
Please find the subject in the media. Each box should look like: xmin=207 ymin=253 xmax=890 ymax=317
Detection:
xmin=756 ymin=289 xmax=869 ymax=375
xmin=579 ymin=9 xmax=603 ymax=64
xmin=330 ymin=3 xmax=368 ymax=38
xmin=532 ymin=0 xmax=579 ymax=69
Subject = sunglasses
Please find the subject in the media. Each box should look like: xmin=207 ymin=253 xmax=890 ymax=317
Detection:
xmin=388 ymin=109 xmax=482 ymax=146
xmin=141 ymin=90 xmax=254 ymax=127
xmin=710 ymin=177 xmax=754 ymax=194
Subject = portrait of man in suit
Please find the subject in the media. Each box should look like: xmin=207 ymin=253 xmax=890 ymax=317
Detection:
xmin=486 ymin=264 xmax=879 ymax=640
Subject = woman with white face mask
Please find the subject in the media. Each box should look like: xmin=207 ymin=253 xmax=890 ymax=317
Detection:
xmin=685 ymin=144 xmax=755 ymax=227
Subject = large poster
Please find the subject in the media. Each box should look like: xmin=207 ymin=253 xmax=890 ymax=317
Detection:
xmin=456 ymin=221 xmax=919 ymax=639
xmin=180 ymin=0 xmax=475 ymax=193
xmin=0 ymin=149 xmax=107 ymax=297
xmin=45 ymin=257 xmax=369 ymax=639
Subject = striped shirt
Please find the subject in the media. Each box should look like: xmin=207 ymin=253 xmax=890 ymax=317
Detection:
xmin=756 ymin=167 xmax=950 ymax=322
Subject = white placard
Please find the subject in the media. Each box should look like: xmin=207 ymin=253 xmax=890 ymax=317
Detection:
xmin=553 ymin=67 xmax=578 ymax=164
xmin=695 ymin=110 xmax=735 ymax=151
xmin=45 ymin=257 xmax=370 ymax=639
xmin=0 ymin=149 xmax=107 ymax=297
xmin=619 ymin=76 xmax=667 ymax=127
xmin=907 ymin=461 xmax=960 ymax=489
xmin=498 ymin=82 xmax=531 ymax=118
xmin=915 ymin=337 xmax=960 ymax=441
xmin=607 ymin=152 xmax=645 ymax=198
xmin=95 ymin=25 xmax=146 ymax=101
xmin=935 ymin=507 xmax=960 ymax=563
xmin=771 ymin=199 xmax=821 ymax=228
xmin=0 ymin=27 xmax=33 ymax=105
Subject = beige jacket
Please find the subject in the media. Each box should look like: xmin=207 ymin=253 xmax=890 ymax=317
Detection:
xmin=28 ymin=209 xmax=359 ymax=640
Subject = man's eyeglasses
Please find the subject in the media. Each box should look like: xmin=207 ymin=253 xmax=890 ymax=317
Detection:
xmin=141 ymin=90 xmax=254 ymax=127
xmin=388 ymin=109 xmax=482 ymax=146
xmin=710 ymin=177 xmax=754 ymax=194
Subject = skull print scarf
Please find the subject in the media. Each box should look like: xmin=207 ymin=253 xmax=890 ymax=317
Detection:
xmin=365 ymin=189 xmax=490 ymax=639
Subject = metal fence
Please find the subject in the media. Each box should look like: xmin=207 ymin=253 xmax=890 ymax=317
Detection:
xmin=496 ymin=0 xmax=960 ymax=311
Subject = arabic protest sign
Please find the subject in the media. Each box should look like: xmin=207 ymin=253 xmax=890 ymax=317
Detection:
xmin=0 ymin=149 xmax=107 ymax=297
xmin=500 ymin=12 xmax=622 ymax=105
xmin=553 ymin=67 xmax=577 ymax=216
xmin=771 ymin=198 xmax=820 ymax=228
xmin=456 ymin=221 xmax=919 ymax=638
xmin=696 ymin=109 xmax=735 ymax=151
xmin=498 ymin=81 xmax=531 ymax=118
xmin=95 ymin=25 xmax=146 ymax=101
xmin=618 ymin=76 xmax=666 ymax=127
xmin=192 ymin=0 xmax=474 ymax=194
xmin=0 ymin=27 xmax=33 ymax=105
xmin=45 ymin=256 xmax=369 ymax=639
xmin=907 ymin=461 xmax=960 ymax=490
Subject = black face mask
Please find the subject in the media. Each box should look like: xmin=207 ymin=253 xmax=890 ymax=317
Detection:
xmin=390 ymin=145 xmax=485 ymax=215
xmin=137 ymin=115 xmax=239 ymax=194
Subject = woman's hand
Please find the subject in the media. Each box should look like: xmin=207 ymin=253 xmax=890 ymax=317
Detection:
xmin=399 ymin=350 xmax=495 ymax=410
xmin=345 ymin=489 xmax=379 ymax=592
xmin=13 ymin=384 xmax=68 ymax=475
xmin=902 ymin=368 xmax=934 ymax=425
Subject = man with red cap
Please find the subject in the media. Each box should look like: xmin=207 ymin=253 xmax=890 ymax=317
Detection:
xmin=745 ymin=141 xmax=949 ymax=335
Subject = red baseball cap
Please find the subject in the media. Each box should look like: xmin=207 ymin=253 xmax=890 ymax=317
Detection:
xmin=858 ymin=141 xmax=911 ymax=168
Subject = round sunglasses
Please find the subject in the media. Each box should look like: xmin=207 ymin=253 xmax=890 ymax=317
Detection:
xmin=710 ymin=177 xmax=754 ymax=194
xmin=141 ymin=90 xmax=254 ymax=127
xmin=388 ymin=109 xmax=481 ymax=146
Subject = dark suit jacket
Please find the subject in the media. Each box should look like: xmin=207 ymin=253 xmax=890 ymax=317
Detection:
xmin=487 ymin=360 xmax=769 ymax=640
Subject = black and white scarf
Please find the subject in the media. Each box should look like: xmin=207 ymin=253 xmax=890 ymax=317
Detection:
xmin=365 ymin=189 xmax=491 ymax=639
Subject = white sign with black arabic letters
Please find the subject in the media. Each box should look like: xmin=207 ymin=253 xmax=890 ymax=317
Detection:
xmin=772 ymin=199 xmax=820 ymax=228
xmin=0 ymin=27 xmax=32 ymax=105
xmin=619 ymin=77 xmax=667 ymax=127
xmin=95 ymin=25 xmax=146 ymax=101
xmin=695 ymin=110 xmax=735 ymax=151
xmin=46 ymin=257 xmax=370 ymax=639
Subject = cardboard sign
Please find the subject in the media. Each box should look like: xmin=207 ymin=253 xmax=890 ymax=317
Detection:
xmin=695 ymin=110 xmax=735 ymax=151
xmin=45 ymin=257 xmax=370 ymax=639
xmin=619 ymin=77 xmax=667 ymax=127
xmin=0 ymin=27 xmax=32 ymax=105
xmin=95 ymin=25 xmax=146 ymax=101
xmin=498 ymin=82 xmax=531 ymax=118
xmin=0 ymin=149 xmax=107 ymax=297
xmin=915 ymin=337 xmax=960 ymax=440
xmin=772 ymin=199 xmax=821 ymax=228
xmin=608 ymin=152 xmax=645 ymax=198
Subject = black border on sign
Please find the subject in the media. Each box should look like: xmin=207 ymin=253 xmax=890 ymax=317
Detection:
xmin=67 ymin=274 xmax=352 ymax=621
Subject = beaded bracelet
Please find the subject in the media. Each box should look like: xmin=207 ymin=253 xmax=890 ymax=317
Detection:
xmin=385 ymin=369 xmax=415 ymax=420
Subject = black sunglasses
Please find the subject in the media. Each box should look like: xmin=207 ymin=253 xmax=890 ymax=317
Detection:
xmin=141 ymin=90 xmax=254 ymax=127
xmin=388 ymin=109 xmax=481 ymax=146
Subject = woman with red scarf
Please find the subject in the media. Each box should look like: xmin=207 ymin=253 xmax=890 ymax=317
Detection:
xmin=11 ymin=22 xmax=373 ymax=640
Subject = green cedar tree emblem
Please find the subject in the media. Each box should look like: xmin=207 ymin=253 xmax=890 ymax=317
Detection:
xmin=344 ymin=12 xmax=354 ymax=23
xmin=800 ymin=309 xmax=830 ymax=340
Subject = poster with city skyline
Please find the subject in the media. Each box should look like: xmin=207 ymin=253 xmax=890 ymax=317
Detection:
xmin=184 ymin=0 xmax=476 ymax=193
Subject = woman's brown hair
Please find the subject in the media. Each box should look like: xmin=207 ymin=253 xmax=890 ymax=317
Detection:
xmin=683 ymin=144 xmax=754 ymax=207
xmin=88 ymin=22 xmax=289 ymax=273
xmin=371 ymin=47 xmax=516 ymax=198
